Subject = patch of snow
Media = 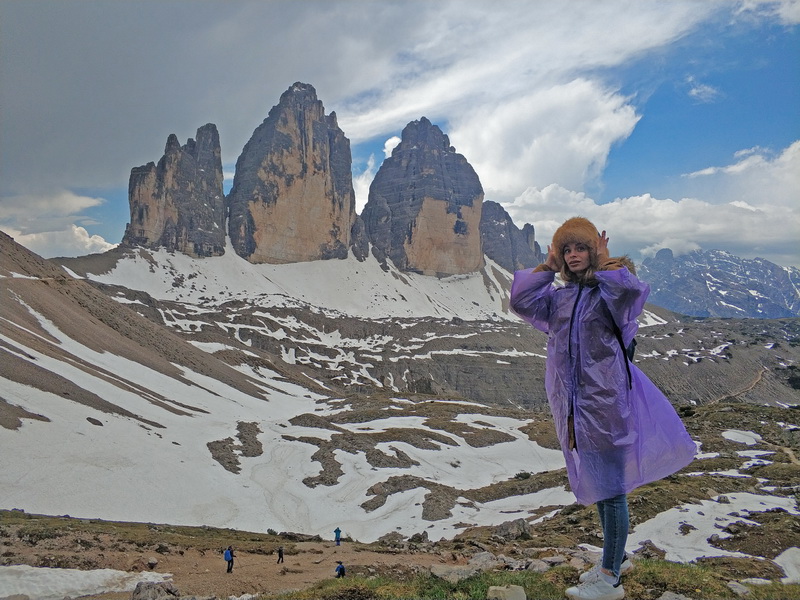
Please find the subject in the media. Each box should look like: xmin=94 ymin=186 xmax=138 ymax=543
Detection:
xmin=61 ymin=266 xmax=84 ymax=279
xmin=722 ymin=430 xmax=763 ymax=445
xmin=0 ymin=565 xmax=171 ymax=600
xmin=112 ymin=296 xmax=146 ymax=305
xmin=776 ymin=547 xmax=800 ymax=584
xmin=627 ymin=493 xmax=799 ymax=563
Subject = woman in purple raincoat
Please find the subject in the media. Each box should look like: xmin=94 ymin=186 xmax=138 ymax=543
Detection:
xmin=510 ymin=217 xmax=695 ymax=600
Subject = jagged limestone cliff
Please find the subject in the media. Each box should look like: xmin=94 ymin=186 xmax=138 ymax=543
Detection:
xmin=122 ymin=124 xmax=225 ymax=257
xmin=227 ymin=82 xmax=366 ymax=264
xmin=480 ymin=201 xmax=544 ymax=273
xmin=362 ymin=117 xmax=484 ymax=276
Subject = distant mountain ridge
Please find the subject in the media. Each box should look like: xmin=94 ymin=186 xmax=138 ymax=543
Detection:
xmin=640 ymin=248 xmax=800 ymax=319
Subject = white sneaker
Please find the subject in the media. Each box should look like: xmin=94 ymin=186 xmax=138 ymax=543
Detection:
xmin=565 ymin=578 xmax=625 ymax=600
xmin=579 ymin=557 xmax=634 ymax=583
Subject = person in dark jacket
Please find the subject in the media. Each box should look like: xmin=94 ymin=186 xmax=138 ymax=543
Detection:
xmin=510 ymin=217 xmax=696 ymax=600
xmin=276 ymin=545 xmax=284 ymax=564
xmin=335 ymin=560 xmax=345 ymax=578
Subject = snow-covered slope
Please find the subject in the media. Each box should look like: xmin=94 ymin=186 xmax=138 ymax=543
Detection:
xmin=0 ymin=307 xmax=567 ymax=542
xmin=73 ymin=240 xmax=515 ymax=321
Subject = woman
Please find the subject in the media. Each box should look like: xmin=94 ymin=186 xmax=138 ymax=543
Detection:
xmin=510 ymin=217 xmax=696 ymax=600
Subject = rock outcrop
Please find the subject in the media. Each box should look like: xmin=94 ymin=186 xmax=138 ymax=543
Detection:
xmin=480 ymin=200 xmax=544 ymax=272
xmin=227 ymin=82 xmax=366 ymax=263
xmin=122 ymin=124 xmax=225 ymax=257
xmin=362 ymin=117 xmax=484 ymax=276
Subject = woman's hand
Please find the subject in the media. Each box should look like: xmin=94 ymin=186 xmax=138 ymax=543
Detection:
xmin=544 ymin=244 xmax=559 ymax=271
xmin=597 ymin=230 xmax=610 ymax=262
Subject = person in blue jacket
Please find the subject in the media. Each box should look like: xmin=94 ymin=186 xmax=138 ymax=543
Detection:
xmin=224 ymin=545 xmax=235 ymax=573
xmin=510 ymin=217 xmax=696 ymax=600
xmin=335 ymin=560 xmax=346 ymax=578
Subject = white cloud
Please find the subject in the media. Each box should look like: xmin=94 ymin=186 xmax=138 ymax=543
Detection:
xmin=449 ymin=79 xmax=639 ymax=202
xmin=336 ymin=1 xmax=709 ymax=145
xmin=383 ymin=136 xmax=401 ymax=158
xmin=2 ymin=224 xmax=117 ymax=259
xmin=682 ymin=140 xmax=800 ymax=210
xmin=686 ymin=76 xmax=723 ymax=103
xmin=353 ymin=154 xmax=377 ymax=214
xmin=0 ymin=190 xmax=105 ymax=223
xmin=503 ymin=140 xmax=800 ymax=267
xmin=352 ymin=137 xmax=402 ymax=212
xmin=0 ymin=190 xmax=117 ymax=258
xmin=735 ymin=0 xmax=800 ymax=24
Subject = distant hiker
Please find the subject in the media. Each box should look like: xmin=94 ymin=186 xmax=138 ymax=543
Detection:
xmin=224 ymin=545 xmax=235 ymax=573
xmin=276 ymin=545 xmax=284 ymax=564
xmin=333 ymin=527 xmax=341 ymax=546
xmin=510 ymin=217 xmax=696 ymax=600
xmin=335 ymin=560 xmax=345 ymax=578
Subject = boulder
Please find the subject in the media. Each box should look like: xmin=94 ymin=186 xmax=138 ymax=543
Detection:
xmin=526 ymin=558 xmax=549 ymax=573
xmin=487 ymin=584 xmax=527 ymax=600
xmin=492 ymin=518 xmax=531 ymax=541
xmin=429 ymin=564 xmax=480 ymax=583
xmin=468 ymin=550 xmax=501 ymax=571
xmin=131 ymin=581 xmax=180 ymax=600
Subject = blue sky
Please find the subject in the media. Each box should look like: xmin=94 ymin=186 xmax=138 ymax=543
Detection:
xmin=1 ymin=0 xmax=798 ymax=266
xmin=597 ymin=17 xmax=800 ymax=203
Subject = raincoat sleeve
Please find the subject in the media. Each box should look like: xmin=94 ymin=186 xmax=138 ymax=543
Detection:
xmin=509 ymin=268 xmax=556 ymax=333
xmin=595 ymin=267 xmax=649 ymax=346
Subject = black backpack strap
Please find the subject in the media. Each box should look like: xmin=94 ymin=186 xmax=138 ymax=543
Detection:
xmin=612 ymin=321 xmax=633 ymax=390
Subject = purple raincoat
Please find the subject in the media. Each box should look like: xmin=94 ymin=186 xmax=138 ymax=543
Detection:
xmin=510 ymin=267 xmax=696 ymax=506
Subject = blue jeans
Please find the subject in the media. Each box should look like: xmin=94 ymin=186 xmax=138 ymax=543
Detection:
xmin=596 ymin=493 xmax=629 ymax=579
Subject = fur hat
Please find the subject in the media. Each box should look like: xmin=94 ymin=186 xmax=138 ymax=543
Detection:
xmin=551 ymin=217 xmax=600 ymax=271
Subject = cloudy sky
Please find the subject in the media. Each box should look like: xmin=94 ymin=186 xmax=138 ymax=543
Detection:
xmin=1 ymin=0 xmax=798 ymax=267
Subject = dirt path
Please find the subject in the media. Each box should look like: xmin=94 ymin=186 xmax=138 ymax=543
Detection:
xmin=161 ymin=542 xmax=448 ymax=597
xmin=25 ymin=540 xmax=453 ymax=599
xmin=710 ymin=367 xmax=767 ymax=404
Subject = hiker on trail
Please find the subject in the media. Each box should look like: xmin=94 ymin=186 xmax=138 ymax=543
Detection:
xmin=276 ymin=545 xmax=284 ymax=564
xmin=335 ymin=560 xmax=345 ymax=578
xmin=510 ymin=217 xmax=696 ymax=600
xmin=224 ymin=545 xmax=235 ymax=573
xmin=333 ymin=527 xmax=341 ymax=546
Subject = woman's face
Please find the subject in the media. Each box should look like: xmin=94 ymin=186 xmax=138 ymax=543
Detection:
xmin=563 ymin=242 xmax=590 ymax=274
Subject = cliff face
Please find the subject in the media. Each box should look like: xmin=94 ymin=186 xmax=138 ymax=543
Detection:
xmin=362 ymin=118 xmax=485 ymax=276
xmin=227 ymin=82 xmax=366 ymax=264
xmin=480 ymin=201 xmax=544 ymax=272
xmin=122 ymin=124 xmax=225 ymax=257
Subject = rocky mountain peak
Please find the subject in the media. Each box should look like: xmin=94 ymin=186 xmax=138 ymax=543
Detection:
xmin=481 ymin=201 xmax=544 ymax=272
xmin=227 ymin=82 xmax=366 ymax=264
xmin=121 ymin=123 xmax=225 ymax=258
xmin=395 ymin=116 xmax=453 ymax=153
xmin=362 ymin=117 xmax=485 ymax=276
